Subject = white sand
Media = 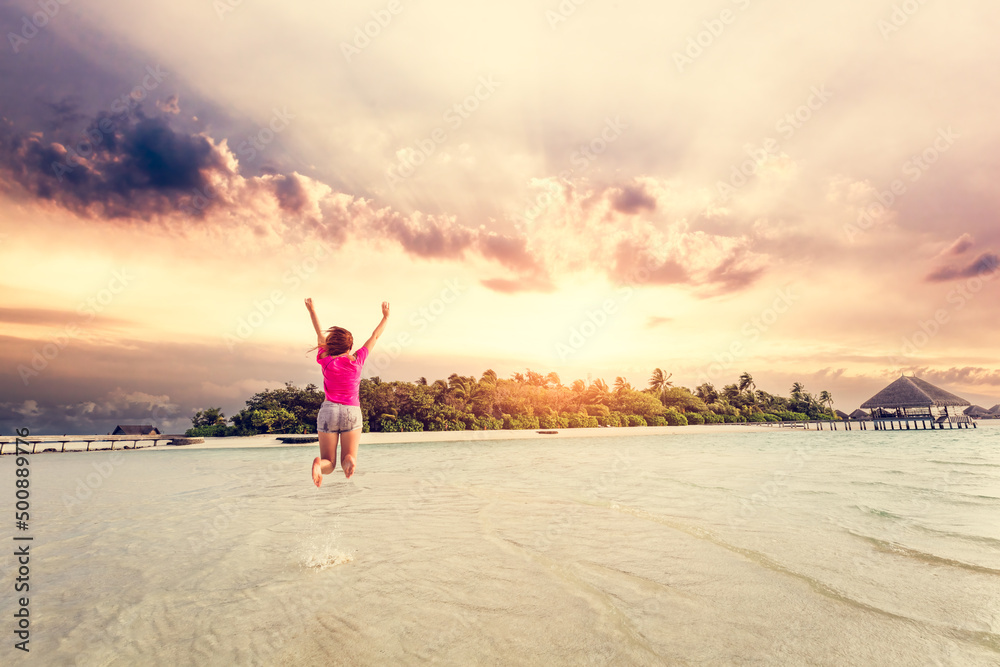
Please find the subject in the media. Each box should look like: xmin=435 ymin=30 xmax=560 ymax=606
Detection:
xmin=1 ymin=423 xmax=798 ymax=454
xmin=178 ymin=423 xmax=795 ymax=450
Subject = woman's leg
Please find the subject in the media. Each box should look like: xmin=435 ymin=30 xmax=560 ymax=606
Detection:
xmin=339 ymin=428 xmax=361 ymax=479
xmin=312 ymin=431 xmax=339 ymax=487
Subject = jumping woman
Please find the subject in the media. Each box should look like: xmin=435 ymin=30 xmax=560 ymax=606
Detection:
xmin=305 ymin=298 xmax=390 ymax=486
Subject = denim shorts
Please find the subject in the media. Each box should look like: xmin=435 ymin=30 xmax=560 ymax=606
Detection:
xmin=317 ymin=401 xmax=362 ymax=434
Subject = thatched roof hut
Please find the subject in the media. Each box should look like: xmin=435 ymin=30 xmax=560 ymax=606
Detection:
xmin=835 ymin=409 xmax=851 ymax=421
xmin=860 ymin=376 xmax=969 ymax=419
xmin=112 ymin=424 xmax=160 ymax=435
xmin=964 ymin=405 xmax=991 ymax=418
xmin=989 ymin=404 xmax=1000 ymax=415
xmin=849 ymin=409 xmax=871 ymax=421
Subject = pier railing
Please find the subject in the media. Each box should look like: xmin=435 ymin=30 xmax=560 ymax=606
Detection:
xmin=0 ymin=434 xmax=204 ymax=455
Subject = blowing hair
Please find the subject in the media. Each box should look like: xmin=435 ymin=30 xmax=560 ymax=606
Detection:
xmin=312 ymin=326 xmax=353 ymax=357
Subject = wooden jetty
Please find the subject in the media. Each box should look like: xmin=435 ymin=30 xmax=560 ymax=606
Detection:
xmin=751 ymin=416 xmax=976 ymax=431
xmin=751 ymin=375 xmax=978 ymax=432
xmin=0 ymin=434 xmax=204 ymax=455
xmin=860 ymin=375 xmax=975 ymax=431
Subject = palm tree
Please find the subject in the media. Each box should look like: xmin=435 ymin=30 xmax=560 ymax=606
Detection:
xmin=738 ymin=372 xmax=755 ymax=394
xmin=570 ymin=379 xmax=587 ymax=409
xmin=416 ymin=377 xmax=428 ymax=386
xmin=755 ymin=389 xmax=772 ymax=408
xmin=695 ymin=382 xmax=718 ymax=404
xmin=648 ymin=368 xmax=674 ymax=393
xmin=586 ymin=379 xmax=610 ymax=405
xmin=545 ymin=372 xmax=561 ymax=388
xmin=525 ymin=369 xmax=546 ymax=387
xmin=481 ymin=369 xmax=497 ymax=385
xmin=614 ymin=376 xmax=632 ymax=394
xmin=819 ymin=390 xmax=834 ymax=413
xmin=790 ymin=382 xmax=805 ymax=403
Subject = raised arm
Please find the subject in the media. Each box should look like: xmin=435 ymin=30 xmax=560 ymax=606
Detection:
xmin=304 ymin=298 xmax=325 ymax=347
xmin=362 ymin=302 xmax=390 ymax=352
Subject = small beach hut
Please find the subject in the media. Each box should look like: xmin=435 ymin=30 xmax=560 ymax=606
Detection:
xmin=988 ymin=404 xmax=1000 ymax=417
xmin=848 ymin=409 xmax=870 ymax=421
xmin=834 ymin=409 xmax=851 ymax=421
xmin=112 ymin=424 xmax=161 ymax=435
xmin=860 ymin=375 xmax=971 ymax=427
xmin=964 ymin=405 xmax=991 ymax=418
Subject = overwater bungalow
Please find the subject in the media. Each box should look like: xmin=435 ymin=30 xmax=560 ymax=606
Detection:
xmin=859 ymin=376 xmax=973 ymax=430
xmin=848 ymin=409 xmax=871 ymax=421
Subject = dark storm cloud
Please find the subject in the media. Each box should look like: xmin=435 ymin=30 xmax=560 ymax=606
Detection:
xmin=0 ymin=108 xmax=226 ymax=219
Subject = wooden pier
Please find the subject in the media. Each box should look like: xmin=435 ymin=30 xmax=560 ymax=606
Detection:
xmin=0 ymin=435 xmax=204 ymax=455
xmin=751 ymin=416 xmax=976 ymax=431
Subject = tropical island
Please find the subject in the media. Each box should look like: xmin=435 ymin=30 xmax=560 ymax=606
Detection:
xmin=184 ymin=370 xmax=838 ymax=437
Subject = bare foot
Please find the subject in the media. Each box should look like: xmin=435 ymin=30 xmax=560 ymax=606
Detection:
xmin=312 ymin=457 xmax=323 ymax=487
xmin=342 ymin=455 xmax=356 ymax=479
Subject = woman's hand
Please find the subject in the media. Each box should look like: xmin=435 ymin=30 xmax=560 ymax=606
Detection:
xmin=381 ymin=301 xmax=390 ymax=318
xmin=305 ymin=298 xmax=314 ymax=311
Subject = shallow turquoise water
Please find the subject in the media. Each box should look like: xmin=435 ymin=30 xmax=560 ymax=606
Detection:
xmin=2 ymin=423 xmax=998 ymax=665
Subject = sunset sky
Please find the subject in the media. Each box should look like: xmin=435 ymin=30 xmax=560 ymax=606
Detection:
xmin=2 ymin=0 xmax=998 ymax=434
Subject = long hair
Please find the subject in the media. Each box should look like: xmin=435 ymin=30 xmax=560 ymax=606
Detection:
xmin=312 ymin=326 xmax=353 ymax=358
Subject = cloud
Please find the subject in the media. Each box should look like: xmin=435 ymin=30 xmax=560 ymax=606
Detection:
xmin=896 ymin=366 xmax=1000 ymax=388
xmin=0 ymin=104 xmax=553 ymax=289
xmin=610 ymin=241 xmax=689 ymax=285
xmin=480 ymin=274 xmax=555 ymax=294
xmin=0 ymin=307 xmax=131 ymax=328
xmin=926 ymin=252 xmax=999 ymax=282
xmin=944 ymin=233 xmax=974 ymax=256
xmin=1 ymin=400 xmax=43 ymax=418
xmin=156 ymin=95 xmax=180 ymax=115
xmin=611 ymin=183 xmax=656 ymax=215
xmin=0 ymin=107 xmax=226 ymax=219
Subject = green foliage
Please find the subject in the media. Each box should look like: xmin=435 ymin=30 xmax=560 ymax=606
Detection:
xmin=379 ymin=415 xmax=424 ymax=432
xmin=538 ymin=415 xmax=567 ymax=429
xmin=191 ymin=407 xmax=226 ymax=428
xmin=659 ymin=387 xmax=709 ymax=414
xmin=184 ymin=423 xmax=236 ymax=437
xmin=474 ymin=415 xmax=503 ymax=430
xmin=191 ymin=370 xmax=837 ymax=438
xmin=598 ymin=412 xmax=621 ymax=427
xmin=663 ymin=408 xmax=688 ymax=426
xmin=565 ymin=412 xmax=590 ymax=428
xmin=227 ymin=382 xmax=325 ymax=435
xmin=584 ymin=404 xmax=611 ymax=418
xmin=773 ymin=410 xmax=809 ymax=422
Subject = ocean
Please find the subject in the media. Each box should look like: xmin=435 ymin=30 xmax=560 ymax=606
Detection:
xmin=2 ymin=423 xmax=998 ymax=666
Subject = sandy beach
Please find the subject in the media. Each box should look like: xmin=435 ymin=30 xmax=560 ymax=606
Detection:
xmin=1 ymin=423 xmax=796 ymax=454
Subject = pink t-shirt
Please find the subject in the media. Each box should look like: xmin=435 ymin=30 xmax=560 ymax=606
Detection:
xmin=316 ymin=346 xmax=369 ymax=406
